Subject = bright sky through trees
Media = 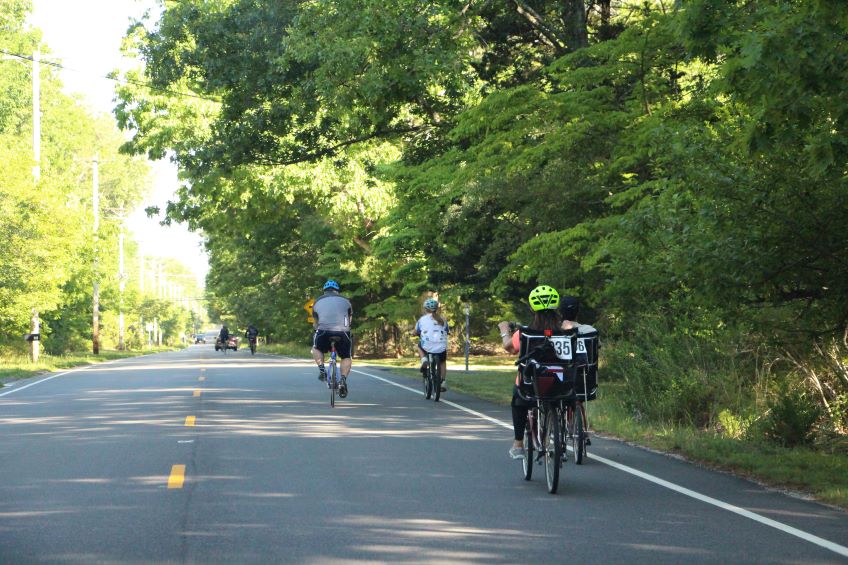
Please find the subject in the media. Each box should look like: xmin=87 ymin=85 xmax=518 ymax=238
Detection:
xmin=29 ymin=0 xmax=208 ymax=285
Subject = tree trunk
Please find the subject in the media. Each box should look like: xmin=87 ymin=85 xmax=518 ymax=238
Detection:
xmin=564 ymin=0 xmax=589 ymax=51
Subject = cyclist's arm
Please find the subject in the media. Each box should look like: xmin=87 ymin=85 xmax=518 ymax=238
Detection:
xmin=412 ymin=318 xmax=421 ymax=336
xmin=498 ymin=321 xmax=518 ymax=354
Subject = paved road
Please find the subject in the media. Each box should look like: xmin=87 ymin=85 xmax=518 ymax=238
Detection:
xmin=1 ymin=346 xmax=846 ymax=564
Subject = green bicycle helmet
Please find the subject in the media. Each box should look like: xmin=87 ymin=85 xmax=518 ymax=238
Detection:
xmin=423 ymin=298 xmax=439 ymax=311
xmin=528 ymin=285 xmax=560 ymax=311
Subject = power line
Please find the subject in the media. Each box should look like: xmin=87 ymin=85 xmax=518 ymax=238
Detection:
xmin=0 ymin=48 xmax=220 ymax=102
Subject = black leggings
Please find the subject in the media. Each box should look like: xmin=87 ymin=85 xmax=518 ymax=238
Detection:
xmin=511 ymin=387 xmax=532 ymax=441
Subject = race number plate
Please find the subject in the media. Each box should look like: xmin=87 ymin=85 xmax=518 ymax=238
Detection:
xmin=550 ymin=336 xmax=573 ymax=360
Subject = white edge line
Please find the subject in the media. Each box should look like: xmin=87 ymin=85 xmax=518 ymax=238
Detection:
xmin=351 ymin=366 xmax=848 ymax=559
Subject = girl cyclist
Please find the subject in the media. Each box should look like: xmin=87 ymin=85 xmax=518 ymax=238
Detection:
xmin=413 ymin=298 xmax=449 ymax=392
xmin=497 ymin=285 xmax=562 ymax=460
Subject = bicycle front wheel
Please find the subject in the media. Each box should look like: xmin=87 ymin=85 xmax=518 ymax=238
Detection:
xmin=522 ymin=413 xmax=535 ymax=481
xmin=544 ymin=405 xmax=561 ymax=494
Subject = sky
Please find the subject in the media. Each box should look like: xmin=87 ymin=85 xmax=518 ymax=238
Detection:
xmin=29 ymin=0 xmax=209 ymax=286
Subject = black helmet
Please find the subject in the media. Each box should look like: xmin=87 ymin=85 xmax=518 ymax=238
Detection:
xmin=559 ymin=296 xmax=580 ymax=321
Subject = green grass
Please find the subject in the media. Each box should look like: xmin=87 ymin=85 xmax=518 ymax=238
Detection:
xmin=360 ymin=355 xmax=848 ymax=509
xmin=262 ymin=342 xmax=314 ymax=357
xmin=0 ymin=347 xmax=182 ymax=383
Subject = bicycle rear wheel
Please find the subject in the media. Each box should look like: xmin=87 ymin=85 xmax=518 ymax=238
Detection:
xmin=429 ymin=354 xmax=441 ymax=402
xmin=329 ymin=361 xmax=336 ymax=408
xmin=566 ymin=405 xmax=577 ymax=464
xmin=423 ymin=364 xmax=432 ymax=399
xmin=575 ymin=404 xmax=585 ymax=464
xmin=544 ymin=405 xmax=561 ymax=494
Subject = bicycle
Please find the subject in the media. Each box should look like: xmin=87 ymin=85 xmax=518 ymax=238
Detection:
xmin=568 ymin=331 xmax=599 ymax=464
xmin=522 ymin=395 xmax=566 ymax=493
xmin=248 ymin=336 xmax=257 ymax=355
xmin=515 ymin=328 xmax=579 ymax=494
xmin=422 ymin=351 xmax=442 ymax=402
xmin=327 ymin=336 xmax=347 ymax=407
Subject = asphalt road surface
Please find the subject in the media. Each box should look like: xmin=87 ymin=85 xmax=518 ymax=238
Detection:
xmin=2 ymin=345 xmax=847 ymax=564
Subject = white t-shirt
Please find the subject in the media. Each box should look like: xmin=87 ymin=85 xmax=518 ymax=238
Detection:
xmin=416 ymin=314 xmax=449 ymax=354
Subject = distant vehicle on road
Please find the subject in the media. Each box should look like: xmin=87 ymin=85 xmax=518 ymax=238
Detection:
xmin=194 ymin=335 xmax=206 ymax=344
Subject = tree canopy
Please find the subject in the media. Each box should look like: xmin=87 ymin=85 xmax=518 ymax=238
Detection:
xmin=115 ymin=0 xmax=848 ymax=439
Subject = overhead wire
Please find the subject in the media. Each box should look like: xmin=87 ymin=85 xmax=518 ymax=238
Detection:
xmin=0 ymin=48 xmax=219 ymax=102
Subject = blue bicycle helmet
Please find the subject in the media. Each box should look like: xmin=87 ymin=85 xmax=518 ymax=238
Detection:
xmin=323 ymin=279 xmax=340 ymax=291
xmin=423 ymin=298 xmax=439 ymax=311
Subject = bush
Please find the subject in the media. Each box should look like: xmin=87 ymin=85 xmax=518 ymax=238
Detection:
xmin=604 ymin=316 xmax=755 ymax=428
xmin=751 ymin=385 xmax=823 ymax=447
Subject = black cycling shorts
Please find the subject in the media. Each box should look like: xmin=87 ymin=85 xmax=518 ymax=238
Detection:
xmin=312 ymin=330 xmax=353 ymax=359
xmin=420 ymin=350 xmax=447 ymax=363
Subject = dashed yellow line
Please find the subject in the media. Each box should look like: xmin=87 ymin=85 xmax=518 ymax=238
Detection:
xmin=168 ymin=465 xmax=186 ymax=489
xmin=193 ymin=389 xmax=201 ymax=397
xmin=185 ymin=415 xmax=196 ymax=427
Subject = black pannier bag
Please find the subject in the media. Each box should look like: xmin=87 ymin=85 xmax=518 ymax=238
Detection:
xmin=574 ymin=329 xmax=599 ymax=401
xmin=516 ymin=327 xmax=577 ymax=401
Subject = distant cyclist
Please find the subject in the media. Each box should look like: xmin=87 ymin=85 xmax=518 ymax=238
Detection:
xmin=311 ymin=280 xmax=354 ymax=395
xmin=245 ymin=324 xmax=259 ymax=351
xmin=413 ymin=297 xmax=449 ymax=392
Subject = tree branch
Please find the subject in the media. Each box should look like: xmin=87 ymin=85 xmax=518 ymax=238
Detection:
xmin=511 ymin=0 xmax=568 ymax=55
xmin=256 ymin=126 xmax=422 ymax=167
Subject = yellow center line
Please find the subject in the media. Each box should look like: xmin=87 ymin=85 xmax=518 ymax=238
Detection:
xmin=193 ymin=389 xmax=201 ymax=397
xmin=185 ymin=415 xmax=196 ymax=427
xmin=168 ymin=465 xmax=186 ymax=489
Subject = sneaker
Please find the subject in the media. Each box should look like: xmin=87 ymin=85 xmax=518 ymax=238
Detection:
xmin=419 ymin=357 xmax=428 ymax=369
xmin=439 ymin=382 xmax=447 ymax=392
xmin=339 ymin=377 xmax=348 ymax=398
xmin=318 ymin=368 xmax=326 ymax=381
xmin=585 ymin=436 xmax=592 ymax=446
xmin=509 ymin=447 xmax=526 ymax=460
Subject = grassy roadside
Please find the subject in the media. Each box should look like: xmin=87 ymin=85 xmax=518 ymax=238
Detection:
xmin=262 ymin=342 xmax=314 ymax=357
xmin=0 ymin=347 xmax=183 ymax=384
xmin=360 ymin=355 xmax=848 ymax=510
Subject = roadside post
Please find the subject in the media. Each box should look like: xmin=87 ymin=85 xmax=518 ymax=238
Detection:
xmin=26 ymin=310 xmax=40 ymax=363
xmin=464 ymin=303 xmax=470 ymax=372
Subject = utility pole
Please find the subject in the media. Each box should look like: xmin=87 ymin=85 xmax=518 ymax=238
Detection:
xmin=32 ymin=49 xmax=40 ymax=181
xmin=30 ymin=309 xmax=40 ymax=362
xmin=158 ymin=263 xmax=164 ymax=299
xmin=139 ymin=254 xmax=145 ymax=294
xmin=464 ymin=303 xmax=471 ymax=372
xmin=118 ymin=216 xmax=126 ymax=350
xmin=92 ymin=155 xmax=100 ymax=354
